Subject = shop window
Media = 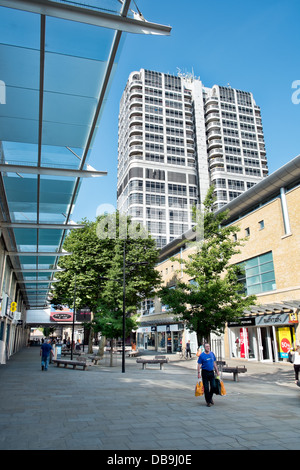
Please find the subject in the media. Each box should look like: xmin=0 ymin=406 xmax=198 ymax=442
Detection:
xmin=236 ymin=251 xmax=276 ymax=295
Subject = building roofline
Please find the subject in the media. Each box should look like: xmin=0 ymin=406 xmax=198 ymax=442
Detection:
xmin=158 ymin=154 xmax=300 ymax=261
xmin=216 ymin=154 xmax=300 ymax=224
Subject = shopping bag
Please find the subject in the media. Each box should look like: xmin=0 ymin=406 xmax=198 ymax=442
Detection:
xmin=220 ymin=380 xmax=226 ymax=396
xmin=288 ymin=351 xmax=295 ymax=363
xmin=214 ymin=377 xmax=221 ymax=395
xmin=195 ymin=381 xmax=204 ymax=397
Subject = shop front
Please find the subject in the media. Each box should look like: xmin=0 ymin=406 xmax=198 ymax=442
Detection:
xmin=228 ymin=311 xmax=298 ymax=362
xmin=136 ymin=323 xmax=184 ymax=353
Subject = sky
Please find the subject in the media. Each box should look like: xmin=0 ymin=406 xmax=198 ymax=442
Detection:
xmin=71 ymin=0 xmax=300 ymax=223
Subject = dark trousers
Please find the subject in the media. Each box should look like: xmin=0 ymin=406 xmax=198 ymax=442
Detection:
xmin=294 ymin=364 xmax=300 ymax=381
xmin=202 ymin=369 xmax=216 ymax=404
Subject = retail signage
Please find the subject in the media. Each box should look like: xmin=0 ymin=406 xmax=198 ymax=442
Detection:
xmin=13 ymin=311 xmax=21 ymax=324
xmin=228 ymin=317 xmax=256 ymax=327
xmin=289 ymin=313 xmax=298 ymax=323
xmin=169 ymin=324 xmax=179 ymax=331
xmin=50 ymin=312 xmax=73 ymax=322
xmin=137 ymin=326 xmax=153 ymax=333
xmin=276 ymin=326 xmax=293 ymax=359
xmin=240 ymin=327 xmax=249 ymax=359
xmin=255 ymin=313 xmax=290 ymax=326
xmin=50 ymin=305 xmax=73 ymax=322
xmin=5 ymin=298 xmax=13 ymax=319
xmin=157 ymin=325 xmax=166 ymax=332
xmin=76 ymin=308 xmax=91 ymax=322
xmin=0 ymin=294 xmax=5 ymax=317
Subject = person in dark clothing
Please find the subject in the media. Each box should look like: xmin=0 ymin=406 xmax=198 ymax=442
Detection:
xmin=197 ymin=343 xmax=219 ymax=407
xmin=40 ymin=339 xmax=54 ymax=371
xmin=186 ymin=340 xmax=192 ymax=358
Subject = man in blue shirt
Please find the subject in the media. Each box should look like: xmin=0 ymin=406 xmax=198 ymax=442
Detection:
xmin=40 ymin=339 xmax=54 ymax=371
xmin=197 ymin=343 xmax=219 ymax=407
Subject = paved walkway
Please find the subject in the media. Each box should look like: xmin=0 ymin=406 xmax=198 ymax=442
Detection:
xmin=0 ymin=347 xmax=300 ymax=451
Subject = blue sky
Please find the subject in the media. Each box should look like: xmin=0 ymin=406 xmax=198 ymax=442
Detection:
xmin=72 ymin=0 xmax=300 ymax=222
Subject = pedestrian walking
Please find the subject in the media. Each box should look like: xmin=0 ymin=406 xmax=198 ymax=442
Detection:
xmin=186 ymin=340 xmax=191 ymax=358
xmin=290 ymin=343 xmax=300 ymax=384
xmin=40 ymin=339 xmax=54 ymax=371
xmin=197 ymin=342 xmax=220 ymax=407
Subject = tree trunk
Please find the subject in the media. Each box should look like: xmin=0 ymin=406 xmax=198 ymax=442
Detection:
xmin=110 ymin=338 xmax=115 ymax=367
xmin=97 ymin=335 xmax=106 ymax=358
xmin=88 ymin=328 xmax=93 ymax=354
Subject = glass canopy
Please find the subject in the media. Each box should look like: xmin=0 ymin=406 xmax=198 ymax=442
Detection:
xmin=0 ymin=0 xmax=171 ymax=310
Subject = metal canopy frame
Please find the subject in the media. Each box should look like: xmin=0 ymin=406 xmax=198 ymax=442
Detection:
xmin=0 ymin=163 xmax=107 ymax=178
xmin=0 ymin=0 xmax=171 ymax=309
xmin=0 ymin=0 xmax=171 ymax=35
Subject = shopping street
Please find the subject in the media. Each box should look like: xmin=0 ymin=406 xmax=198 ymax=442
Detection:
xmin=0 ymin=346 xmax=299 ymax=452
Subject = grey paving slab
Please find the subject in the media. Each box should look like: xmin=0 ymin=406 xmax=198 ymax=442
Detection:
xmin=0 ymin=347 xmax=300 ymax=453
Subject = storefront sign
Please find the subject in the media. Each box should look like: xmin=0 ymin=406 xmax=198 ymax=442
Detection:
xmin=50 ymin=312 xmax=73 ymax=322
xmin=76 ymin=308 xmax=91 ymax=322
xmin=255 ymin=313 xmax=290 ymax=326
xmin=50 ymin=305 xmax=73 ymax=322
xmin=240 ymin=328 xmax=249 ymax=359
xmin=157 ymin=325 xmax=166 ymax=332
xmin=5 ymin=298 xmax=13 ymax=319
xmin=289 ymin=313 xmax=298 ymax=324
xmin=276 ymin=326 xmax=293 ymax=359
xmin=228 ymin=317 xmax=256 ymax=327
xmin=137 ymin=326 xmax=153 ymax=333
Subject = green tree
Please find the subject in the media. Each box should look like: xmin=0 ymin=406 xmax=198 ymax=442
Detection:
xmin=51 ymin=212 xmax=161 ymax=359
xmin=158 ymin=186 xmax=256 ymax=344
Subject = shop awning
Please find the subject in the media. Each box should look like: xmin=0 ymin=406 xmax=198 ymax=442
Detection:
xmin=244 ymin=300 xmax=300 ymax=315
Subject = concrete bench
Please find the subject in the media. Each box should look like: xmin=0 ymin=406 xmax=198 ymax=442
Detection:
xmin=219 ymin=364 xmax=247 ymax=381
xmin=136 ymin=356 xmax=169 ymax=370
xmin=127 ymin=350 xmax=139 ymax=357
xmin=88 ymin=355 xmax=101 ymax=365
xmin=53 ymin=359 xmax=88 ymax=370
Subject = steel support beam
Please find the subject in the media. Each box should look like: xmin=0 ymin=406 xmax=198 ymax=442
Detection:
xmin=0 ymin=222 xmax=84 ymax=229
xmin=0 ymin=0 xmax=171 ymax=35
xmin=0 ymin=164 xmax=107 ymax=178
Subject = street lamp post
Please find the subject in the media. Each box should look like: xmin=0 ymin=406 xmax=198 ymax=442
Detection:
xmin=122 ymin=241 xmax=126 ymax=373
xmin=70 ymin=275 xmax=93 ymax=360
xmin=100 ymin=240 xmax=148 ymax=373
xmin=122 ymin=241 xmax=148 ymax=373
xmin=71 ymin=275 xmax=76 ymax=360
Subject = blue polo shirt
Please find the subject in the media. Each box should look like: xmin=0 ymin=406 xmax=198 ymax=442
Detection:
xmin=40 ymin=343 xmax=53 ymax=357
xmin=198 ymin=351 xmax=216 ymax=371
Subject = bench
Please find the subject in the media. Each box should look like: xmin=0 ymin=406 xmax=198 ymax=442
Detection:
xmin=127 ymin=350 xmax=139 ymax=357
xmin=88 ymin=355 xmax=101 ymax=365
xmin=217 ymin=361 xmax=247 ymax=381
xmin=53 ymin=359 xmax=88 ymax=370
xmin=136 ymin=355 xmax=169 ymax=370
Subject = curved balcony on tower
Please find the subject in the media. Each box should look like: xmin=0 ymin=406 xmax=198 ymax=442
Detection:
xmin=208 ymin=147 xmax=223 ymax=159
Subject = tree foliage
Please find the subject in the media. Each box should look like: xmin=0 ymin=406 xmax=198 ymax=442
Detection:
xmin=51 ymin=212 xmax=161 ymax=343
xmin=158 ymin=186 xmax=256 ymax=342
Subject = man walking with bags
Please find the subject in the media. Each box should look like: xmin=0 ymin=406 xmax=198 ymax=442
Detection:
xmin=197 ymin=343 xmax=220 ymax=407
